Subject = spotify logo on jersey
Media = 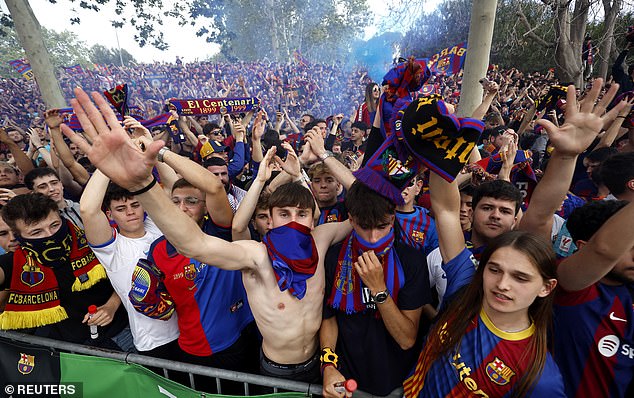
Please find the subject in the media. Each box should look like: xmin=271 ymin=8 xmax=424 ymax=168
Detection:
xmin=598 ymin=335 xmax=620 ymax=357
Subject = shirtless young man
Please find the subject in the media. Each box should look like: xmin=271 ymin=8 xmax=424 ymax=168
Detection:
xmin=62 ymin=88 xmax=351 ymax=382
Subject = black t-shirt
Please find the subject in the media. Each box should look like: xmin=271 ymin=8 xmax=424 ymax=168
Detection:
xmin=0 ymin=252 xmax=128 ymax=345
xmin=323 ymin=240 xmax=431 ymax=396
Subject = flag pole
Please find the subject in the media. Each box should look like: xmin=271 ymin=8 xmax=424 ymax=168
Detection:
xmin=114 ymin=24 xmax=125 ymax=67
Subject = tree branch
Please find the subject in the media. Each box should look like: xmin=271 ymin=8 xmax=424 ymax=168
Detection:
xmin=516 ymin=8 xmax=555 ymax=49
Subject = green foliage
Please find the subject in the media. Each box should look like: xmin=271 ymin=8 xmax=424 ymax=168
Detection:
xmin=0 ymin=28 xmax=23 ymax=76
xmin=399 ymin=0 xmax=555 ymax=72
xmin=192 ymin=0 xmax=371 ymax=62
xmin=89 ymin=43 xmax=137 ymax=65
xmin=0 ymin=27 xmax=92 ymax=77
xmin=490 ymin=0 xmax=556 ymax=73
xmin=42 ymin=28 xmax=92 ymax=67
xmin=400 ymin=0 xmax=471 ymax=58
xmin=4 ymin=0 xmax=370 ymax=62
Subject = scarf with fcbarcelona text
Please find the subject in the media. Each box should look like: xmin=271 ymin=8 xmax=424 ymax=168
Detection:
xmin=262 ymin=222 xmax=318 ymax=300
xmin=0 ymin=220 xmax=107 ymax=330
xmin=169 ymin=97 xmax=260 ymax=116
xmin=327 ymin=229 xmax=404 ymax=314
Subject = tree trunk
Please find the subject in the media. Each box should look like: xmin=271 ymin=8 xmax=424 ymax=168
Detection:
xmin=553 ymin=0 xmax=590 ymax=86
xmin=457 ymin=0 xmax=498 ymax=118
xmin=5 ymin=0 xmax=66 ymax=108
xmin=598 ymin=0 xmax=622 ymax=79
xmin=264 ymin=0 xmax=281 ymax=60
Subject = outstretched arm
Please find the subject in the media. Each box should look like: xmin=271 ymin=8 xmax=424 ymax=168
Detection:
xmin=160 ymin=148 xmax=233 ymax=228
xmin=596 ymin=97 xmax=633 ymax=149
xmin=519 ymin=79 xmax=624 ymax=240
xmin=62 ymin=88 xmax=260 ymax=272
xmin=232 ymin=147 xmax=277 ymax=241
xmin=46 ymin=109 xmax=90 ymax=186
xmin=79 ymin=170 xmax=114 ymax=246
xmin=471 ymin=80 xmax=499 ymax=121
xmin=558 ymin=201 xmax=634 ymax=291
xmin=0 ymin=128 xmax=34 ymax=175
xmin=429 ymin=172 xmax=465 ymax=263
xmin=304 ymin=128 xmax=356 ymax=190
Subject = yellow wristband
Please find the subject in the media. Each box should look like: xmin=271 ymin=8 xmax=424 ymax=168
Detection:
xmin=320 ymin=347 xmax=339 ymax=368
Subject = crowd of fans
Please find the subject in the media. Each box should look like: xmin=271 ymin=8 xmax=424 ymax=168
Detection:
xmin=0 ymin=48 xmax=633 ymax=398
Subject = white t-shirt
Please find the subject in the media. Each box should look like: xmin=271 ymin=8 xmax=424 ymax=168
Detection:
xmin=90 ymin=217 xmax=179 ymax=351
xmin=426 ymin=247 xmax=447 ymax=310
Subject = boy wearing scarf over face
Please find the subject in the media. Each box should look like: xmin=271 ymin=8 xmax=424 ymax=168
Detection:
xmin=60 ymin=88 xmax=353 ymax=383
xmin=0 ymin=194 xmax=127 ymax=348
xmin=321 ymin=180 xmax=429 ymax=398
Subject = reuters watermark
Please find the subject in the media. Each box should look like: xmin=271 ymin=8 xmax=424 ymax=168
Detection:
xmin=2 ymin=383 xmax=82 ymax=397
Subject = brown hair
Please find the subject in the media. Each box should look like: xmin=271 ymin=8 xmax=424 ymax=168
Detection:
xmin=1 ymin=193 xmax=59 ymax=234
xmin=418 ymin=231 xmax=556 ymax=397
xmin=364 ymin=82 xmax=379 ymax=113
xmin=268 ymin=182 xmax=315 ymax=215
xmin=344 ymin=180 xmax=395 ymax=229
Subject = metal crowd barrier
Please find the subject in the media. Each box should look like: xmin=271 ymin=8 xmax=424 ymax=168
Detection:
xmin=0 ymin=330 xmax=325 ymax=396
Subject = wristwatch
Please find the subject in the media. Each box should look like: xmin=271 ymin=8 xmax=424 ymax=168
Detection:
xmin=373 ymin=289 xmax=389 ymax=304
xmin=319 ymin=150 xmax=334 ymax=162
xmin=157 ymin=146 xmax=170 ymax=163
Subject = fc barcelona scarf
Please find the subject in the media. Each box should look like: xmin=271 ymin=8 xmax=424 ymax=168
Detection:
xmin=356 ymin=95 xmax=484 ymax=204
xmin=354 ymin=135 xmax=421 ymax=205
xmin=103 ymin=84 xmax=129 ymax=116
xmin=262 ymin=222 xmax=318 ymax=300
xmin=169 ymin=97 xmax=260 ymax=116
xmin=0 ymin=220 xmax=107 ymax=329
xmin=380 ymin=57 xmax=431 ymax=137
xmin=327 ymin=229 xmax=404 ymax=314
xmin=535 ymin=85 xmax=568 ymax=113
xmin=394 ymin=96 xmax=485 ymax=183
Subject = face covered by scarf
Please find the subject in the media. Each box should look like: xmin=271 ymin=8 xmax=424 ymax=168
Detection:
xmin=17 ymin=219 xmax=72 ymax=269
xmin=1 ymin=219 xmax=107 ymax=330
xmin=262 ymin=221 xmax=319 ymax=300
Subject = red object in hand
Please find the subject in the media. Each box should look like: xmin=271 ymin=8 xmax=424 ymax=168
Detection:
xmin=88 ymin=305 xmax=99 ymax=339
xmin=333 ymin=379 xmax=358 ymax=393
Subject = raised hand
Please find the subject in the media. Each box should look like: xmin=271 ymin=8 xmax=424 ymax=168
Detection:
xmin=304 ymin=127 xmax=326 ymax=158
xmin=44 ymin=109 xmax=63 ymax=130
xmin=275 ymin=142 xmax=301 ymax=178
xmin=485 ymin=81 xmax=499 ymax=96
xmin=0 ymin=128 xmax=12 ymax=145
xmin=252 ymin=111 xmax=266 ymax=141
xmin=536 ymin=79 xmax=625 ymax=157
xmin=354 ymin=251 xmax=387 ymax=296
xmin=123 ymin=116 xmax=151 ymax=140
xmin=27 ymin=128 xmax=43 ymax=149
xmin=256 ymin=146 xmax=277 ymax=183
xmin=61 ymin=88 xmax=164 ymax=191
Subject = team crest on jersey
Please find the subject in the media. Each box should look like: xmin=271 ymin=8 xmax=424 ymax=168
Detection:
xmin=20 ymin=257 xmax=45 ymax=287
xmin=485 ymin=357 xmax=515 ymax=385
xmin=326 ymin=213 xmax=339 ymax=223
xmin=184 ymin=263 xmax=197 ymax=281
xmin=411 ymin=230 xmax=425 ymax=243
xmin=18 ymin=353 xmax=35 ymax=374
